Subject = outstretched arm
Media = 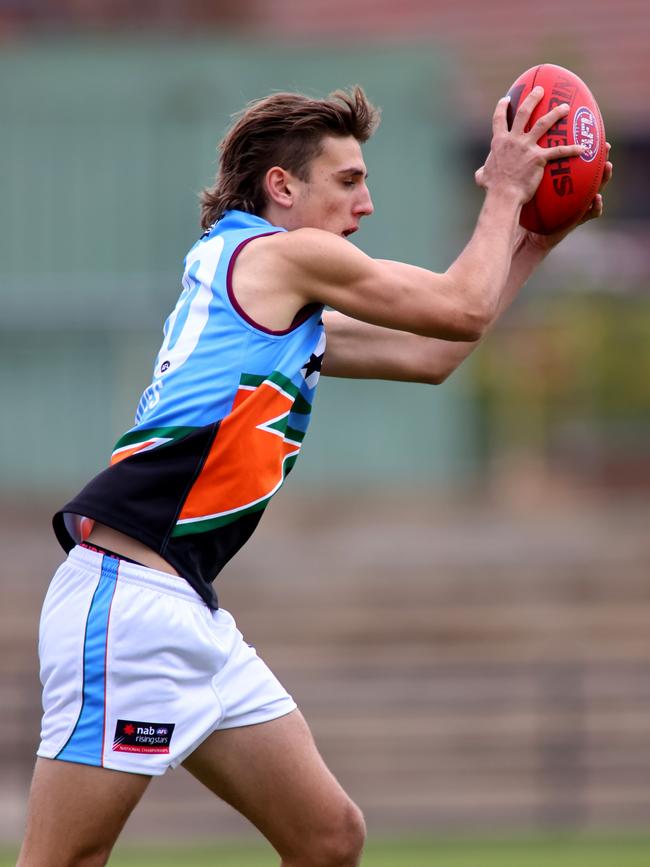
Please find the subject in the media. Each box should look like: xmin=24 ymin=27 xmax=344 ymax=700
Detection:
xmin=322 ymin=151 xmax=612 ymax=384
xmin=320 ymin=231 xmax=539 ymax=384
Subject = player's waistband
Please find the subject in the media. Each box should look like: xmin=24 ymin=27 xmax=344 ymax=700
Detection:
xmin=68 ymin=544 xmax=205 ymax=605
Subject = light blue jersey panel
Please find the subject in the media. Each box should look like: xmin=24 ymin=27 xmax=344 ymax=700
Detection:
xmin=135 ymin=212 xmax=293 ymax=430
xmin=56 ymin=211 xmax=325 ymax=608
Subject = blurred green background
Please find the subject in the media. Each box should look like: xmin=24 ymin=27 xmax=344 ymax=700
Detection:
xmin=5 ymin=836 xmax=650 ymax=866
xmin=1 ymin=1 xmax=649 ymax=863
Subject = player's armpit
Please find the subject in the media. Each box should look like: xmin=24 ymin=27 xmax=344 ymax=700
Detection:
xmin=321 ymin=311 xmax=478 ymax=384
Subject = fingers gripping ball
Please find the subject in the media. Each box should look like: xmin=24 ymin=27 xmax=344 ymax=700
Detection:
xmin=506 ymin=64 xmax=606 ymax=234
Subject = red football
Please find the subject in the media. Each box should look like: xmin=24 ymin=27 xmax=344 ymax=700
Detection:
xmin=506 ymin=64 xmax=606 ymax=234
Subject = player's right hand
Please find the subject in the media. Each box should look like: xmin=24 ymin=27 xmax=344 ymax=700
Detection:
xmin=521 ymin=143 xmax=613 ymax=253
xmin=474 ymin=87 xmax=585 ymax=205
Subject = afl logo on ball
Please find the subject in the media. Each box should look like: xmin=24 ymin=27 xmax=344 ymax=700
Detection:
xmin=574 ymin=106 xmax=599 ymax=162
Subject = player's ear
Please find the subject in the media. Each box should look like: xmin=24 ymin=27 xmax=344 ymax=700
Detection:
xmin=265 ymin=166 xmax=296 ymax=209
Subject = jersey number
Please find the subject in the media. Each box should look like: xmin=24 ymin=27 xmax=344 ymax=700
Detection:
xmin=136 ymin=236 xmax=224 ymax=421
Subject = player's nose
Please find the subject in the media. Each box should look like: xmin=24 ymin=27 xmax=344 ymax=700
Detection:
xmin=355 ymin=185 xmax=374 ymax=217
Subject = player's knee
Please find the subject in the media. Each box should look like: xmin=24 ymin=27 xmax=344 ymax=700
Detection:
xmin=302 ymin=798 xmax=366 ymax=867
xmin=336 ymin=800 xmax=366 ymax=865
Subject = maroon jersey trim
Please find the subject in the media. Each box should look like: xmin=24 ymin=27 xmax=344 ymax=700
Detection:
xmin=226 ymin=233 xmax=320 ymax=335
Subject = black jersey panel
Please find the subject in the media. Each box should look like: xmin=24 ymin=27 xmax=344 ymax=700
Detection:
xmin=53 ymin=424 xmax=220 ymax=604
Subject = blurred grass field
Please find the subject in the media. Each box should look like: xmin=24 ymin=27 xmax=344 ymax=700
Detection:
xmin=4 ymin=836 xmax=650 ymax=866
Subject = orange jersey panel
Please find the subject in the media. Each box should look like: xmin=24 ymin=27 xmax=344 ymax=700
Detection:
xmin=179 ymin=383 xmax=299 ymax=522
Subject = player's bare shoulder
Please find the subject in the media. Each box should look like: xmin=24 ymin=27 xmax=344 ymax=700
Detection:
xmin=229 ymin=228 xmax=350 ymax=330
xmin=235 ymin=227 xmax=332 ymax=275
xmin=236 ymin=228 xmax=373 ymax=304
xmin=255 ymin=227 xmax=353 ymax=267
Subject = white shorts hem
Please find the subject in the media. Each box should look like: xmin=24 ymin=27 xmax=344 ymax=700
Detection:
xmin=168 ymin=700 xmax=298 ymax=770
xmin=36 ymin=749 xmax=168 ymax=777
xmin=216 ymin=700 xmax=297 ymax=732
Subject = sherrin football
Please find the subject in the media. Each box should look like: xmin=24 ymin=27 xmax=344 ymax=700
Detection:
xmin=506 ymin=64 xmax=606 ymax=234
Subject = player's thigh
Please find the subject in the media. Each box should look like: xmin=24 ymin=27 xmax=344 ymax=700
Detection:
xmin=18 ymin=758 xmax=150 ymax=867
xmin=182 ymin=709 xmax=365 ymax=860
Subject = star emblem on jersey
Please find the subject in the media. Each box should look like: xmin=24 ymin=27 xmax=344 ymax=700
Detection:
xmin=300 ymin=332 xmax=326 ymax=390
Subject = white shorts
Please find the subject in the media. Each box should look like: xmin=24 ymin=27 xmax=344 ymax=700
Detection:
xmin=37 ymin=545 xmax=296 ymax=775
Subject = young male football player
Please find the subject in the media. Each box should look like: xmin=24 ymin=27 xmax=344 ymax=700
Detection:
xmin=18 ymin=85 xmax=610 ymax=867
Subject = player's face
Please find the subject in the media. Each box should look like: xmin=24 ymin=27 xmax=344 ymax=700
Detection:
xmin=291 ymin=135 xmax=374 ymax=238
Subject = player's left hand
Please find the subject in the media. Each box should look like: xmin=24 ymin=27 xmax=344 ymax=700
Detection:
xmin=522 ymin=142 xmax=612 ymax=253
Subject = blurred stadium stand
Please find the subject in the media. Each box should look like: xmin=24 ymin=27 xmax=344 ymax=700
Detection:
xmin=3 ymin=496 xmax=650 ymax=840
xmin=1 ymin=0 xmax=649 ymax=845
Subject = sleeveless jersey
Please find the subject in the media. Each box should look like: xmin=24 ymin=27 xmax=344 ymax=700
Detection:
xmin=53 ymin=210 xmax=326 ymax=608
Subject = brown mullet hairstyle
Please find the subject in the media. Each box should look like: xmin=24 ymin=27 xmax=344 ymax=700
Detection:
xmin=199 ymin=86 xmax=380 ymax=230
